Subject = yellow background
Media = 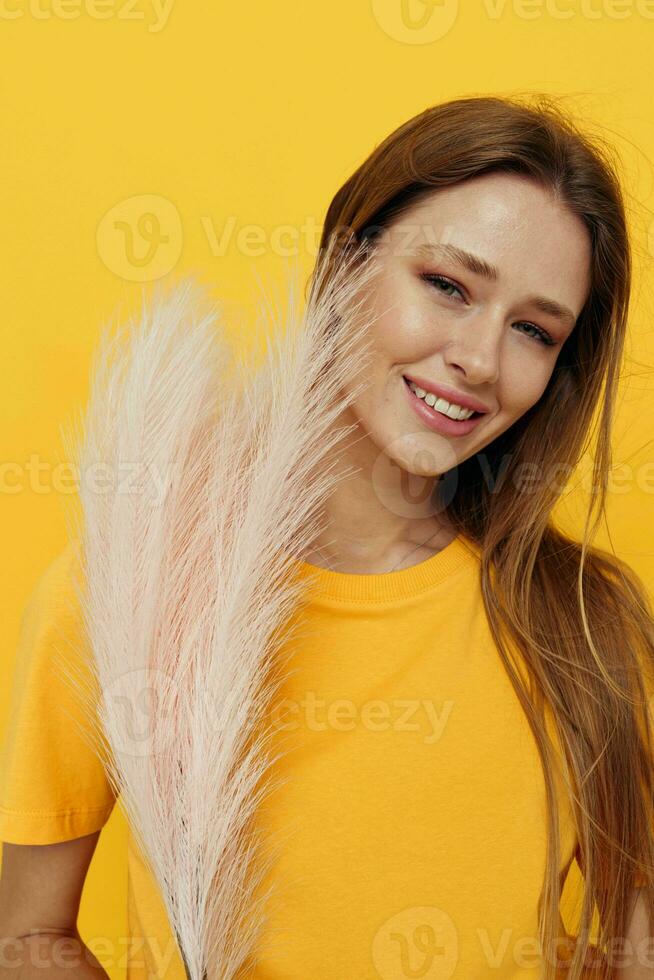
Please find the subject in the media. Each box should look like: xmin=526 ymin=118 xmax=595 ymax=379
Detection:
xmin=1 ymin=1 xmax=654 ymax=975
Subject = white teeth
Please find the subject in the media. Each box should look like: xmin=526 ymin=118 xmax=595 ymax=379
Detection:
xmin=407 ymin=380 xmax=475 ymax=420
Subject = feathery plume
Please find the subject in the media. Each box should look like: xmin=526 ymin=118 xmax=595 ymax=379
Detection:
xmin=58 ymin=236 xmax=384 ymax=979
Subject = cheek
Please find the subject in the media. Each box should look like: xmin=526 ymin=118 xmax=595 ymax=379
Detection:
xmin=345 ymin=305 xmax=434 ymax=412
xmin=371 ymin=279 xmax=435 ymax=359
xmin=374 ymin=300 xmax=443 ymax=365
xmin=497 ymin=357 xmax=554 ymax=420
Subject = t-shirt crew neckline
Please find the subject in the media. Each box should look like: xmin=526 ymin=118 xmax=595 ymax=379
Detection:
xmin=292 ymin=533 xmax=479 ymax=603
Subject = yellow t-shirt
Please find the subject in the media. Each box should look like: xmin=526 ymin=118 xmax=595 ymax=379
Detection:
xmin=1 ymin=535 xmax=583 ymax=978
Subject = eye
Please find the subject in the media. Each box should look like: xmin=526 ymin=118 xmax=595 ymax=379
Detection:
xmin=420 ymin=273 xmax=556 ymax=348
xmin=514 ymin=321 xmax=556 ymax=347
xmin=421 ymin=273 xmax=463 ymax=300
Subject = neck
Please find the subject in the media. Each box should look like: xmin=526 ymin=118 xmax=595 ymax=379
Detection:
xmin=300 ymin=417 xmax=456 ymax=574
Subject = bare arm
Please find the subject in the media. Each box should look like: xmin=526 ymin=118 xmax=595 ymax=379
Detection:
xmin=0 ymin=832 xmax=109 ymax=977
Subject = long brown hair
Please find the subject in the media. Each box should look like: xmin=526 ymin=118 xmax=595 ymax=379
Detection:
xmin=310 ymin=95 xmax=654 ymax=978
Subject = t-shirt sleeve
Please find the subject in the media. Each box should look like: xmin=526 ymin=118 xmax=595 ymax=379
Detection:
xmin=0 ymin=541 xmax=117 ymax=845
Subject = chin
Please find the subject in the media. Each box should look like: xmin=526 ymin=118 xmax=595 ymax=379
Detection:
xmin=384 ymin=443 xmax=450 ymax=480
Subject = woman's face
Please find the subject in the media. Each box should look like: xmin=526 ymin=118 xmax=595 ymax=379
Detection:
xmin=344 ymin=172 xmax=592 ymax=480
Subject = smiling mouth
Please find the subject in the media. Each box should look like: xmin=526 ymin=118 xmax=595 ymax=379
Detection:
xmin=402 ymin=376 xmax=483 ymax=421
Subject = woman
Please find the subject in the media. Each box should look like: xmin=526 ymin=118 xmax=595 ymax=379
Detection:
xmin=1 ymin=94 xmax=653 ymax=980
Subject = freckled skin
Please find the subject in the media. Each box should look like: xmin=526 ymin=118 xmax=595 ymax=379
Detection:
xmin=344 ymin=171 xmax=593 ymax=479
xmin=306 ymin=172 xmax=593 ymax=571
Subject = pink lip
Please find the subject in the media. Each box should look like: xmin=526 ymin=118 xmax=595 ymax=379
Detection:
xmin=402 ymin=376 xmax=486 ymax=437
xmin=403 ymin=374 xmax=490 ymax=415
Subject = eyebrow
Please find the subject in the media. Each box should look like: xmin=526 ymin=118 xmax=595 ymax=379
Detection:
xmin=412 ymin=242 xmax=578 ymax=328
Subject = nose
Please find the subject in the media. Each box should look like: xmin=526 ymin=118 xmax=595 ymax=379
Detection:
xmin=442 ymin=312 xmax=501 ymax=386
